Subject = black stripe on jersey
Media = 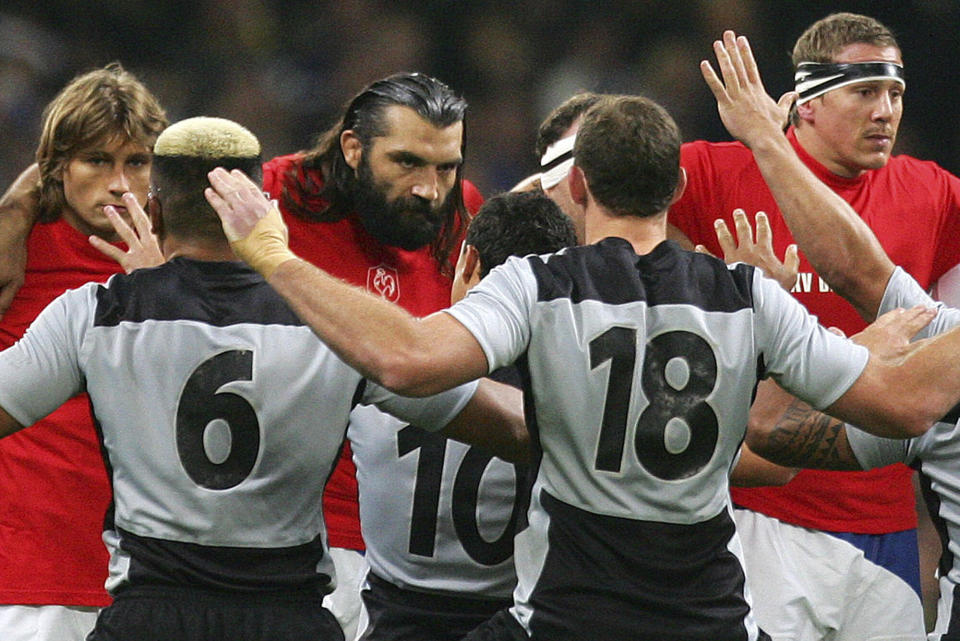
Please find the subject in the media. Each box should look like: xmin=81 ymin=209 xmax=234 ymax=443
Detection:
xmin=527 ymin=491 xmax=757 ymax=641
xmin=915 ymin=466 xmax=952 ymax=579
xmin=94 ymin=258 xmax=304 ymax=327
xmin=528 ymin=238 xmax=755 ymax=312
xmin=118 ymin=526 xmax=332 ymax=594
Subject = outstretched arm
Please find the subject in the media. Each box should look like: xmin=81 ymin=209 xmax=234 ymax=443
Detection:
xmin=702 ymin=31 xmax=893 ymax=320
xmin=205 ymin=168 xmax=490 ymax=397
xmin=0 ymin=165 xmax=41 ymax=318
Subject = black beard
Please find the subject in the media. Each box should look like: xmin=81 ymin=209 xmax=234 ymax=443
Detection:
xmin=351 ymin=158 xmax=450 ymax=250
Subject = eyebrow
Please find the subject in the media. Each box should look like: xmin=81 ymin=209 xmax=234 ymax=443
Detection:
xmin=387 ymin=150 xmax=462 ymax=167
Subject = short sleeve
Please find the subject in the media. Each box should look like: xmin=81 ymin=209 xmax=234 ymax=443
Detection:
xmin=364 ymin=379 xmax=479 ymax=433
xmin=444 ymin=256 xmax=536 ymax=373
xmin=0 ymin=284 xmax=95 ymax=425
xmin=751 ymin=270 xmax=869 ymax=409
xmin=880 ymin=266 xmax=960 ymax=339
xmin=845 ymin=424 xmax=912 ymax=469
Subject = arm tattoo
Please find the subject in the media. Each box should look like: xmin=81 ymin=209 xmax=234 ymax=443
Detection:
xmin=761 ymin=399 xmax=860 ymax=470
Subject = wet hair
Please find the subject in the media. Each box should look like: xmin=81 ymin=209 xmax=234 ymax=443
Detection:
xmin=466 ymin=191 xmax=576 ymax=277
xmin=574 ymin=95 xmax=681 ymax=218
xmin=283 ymin=72 xmax=469 ymax=272
xmin=151 ymin=117 xmax=262 ymax=242
xmin=36 ymin=62 xmax=168 ymax=222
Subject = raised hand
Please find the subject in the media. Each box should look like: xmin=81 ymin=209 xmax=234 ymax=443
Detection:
xmin=703 ymin=208 xmax=799 ymax=291
xmin=205 ymin=168 xmax=294 ymax=277
xmin=700 ymin=30 xmax=797 ymax=149
xmin=89 ymin=191 xmax=164 ymax=272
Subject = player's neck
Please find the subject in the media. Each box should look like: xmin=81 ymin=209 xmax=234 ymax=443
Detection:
xmin=585 ymin=208 xmax=667 ymax=255
xmin=163 ymin=236 xmax=238 ymax=263
xmin=794 ymin=125 xmax=866 ymax=179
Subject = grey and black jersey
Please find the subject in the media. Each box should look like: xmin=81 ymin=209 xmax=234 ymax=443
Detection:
xmin=350 ymin=365 xmax=525 ymax=598
xmin=447 ymin=238 xmax=867 ymax=641
xmin=847 ymin=267 xmax=960 ymax=639
xmin=0 ymin=258 xmax=475 ymax=596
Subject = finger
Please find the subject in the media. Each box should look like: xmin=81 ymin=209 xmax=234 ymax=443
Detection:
xmin=712 ymin=38 xmax=739 ymax=95
xmin=778 ymin=91 xmax=799 ymax=113
xmin=123 ymin=192 xmax=153 ymax=239
xmin=714 ymin=219 xmax=736 ymax=257
xmin=700 ymin=60 xmax=728 ymax=103
xmin=89 ymin=235 xmax=127 ymax=263
xmin=732 ymin=208 xmax=754 ymax=247
xmin=695 ymin=244 xmax=716 ymax=258
xmin=736 ymin=34 xmax=762 ymax=87
xmin=204 ymin=185 xmax=229 ymax=213
xmin=722 ymin=31 xmax=748 ymax=89
xmin=783 ymin=244 xmax=800 ymax=274
xmin=103 ymin=206 xmax=140 ymax=248
xmin=207 ymin=167 xmax=238 ymax=199
xmin=826 ymin=326 xmax=846 ymax=337
xmin=898 ymin=305 xmax=936 ymax=335
xmin=754 ymin=211 xmax=772 ymax=250
xmin=231 ymin=169 xmax=262 ymax=199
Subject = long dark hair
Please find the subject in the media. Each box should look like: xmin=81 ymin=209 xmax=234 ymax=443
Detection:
xmin=283 ymin=72 xmax=469 ymax=273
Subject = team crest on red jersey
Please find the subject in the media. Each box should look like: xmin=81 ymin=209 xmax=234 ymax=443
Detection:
xmin=367 ymin=264 xmax=400 ymax=302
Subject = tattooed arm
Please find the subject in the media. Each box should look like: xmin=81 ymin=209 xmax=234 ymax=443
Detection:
xmin=746 ymin=379 xmax=863 ymax=471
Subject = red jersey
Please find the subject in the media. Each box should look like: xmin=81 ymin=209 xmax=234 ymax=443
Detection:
xmin=670 ymin=128 xmax=960 ymax=533
xmin=262 ymin=154 xmax=483 ymax=549
xmin=0 ymin=219 xmax=119 ymax=606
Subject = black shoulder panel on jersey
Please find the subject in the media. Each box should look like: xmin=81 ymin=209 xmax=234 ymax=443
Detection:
xmin=941 ymin=401 xmax=960 ymax=427
xmin=527 ymin=238 xmax=755 ymax=312
xmin=94 ymin=258 xmax=305 ymax=327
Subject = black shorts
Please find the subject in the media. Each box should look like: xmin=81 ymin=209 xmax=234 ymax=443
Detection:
xmin=88 ymin=584 xmax=344 ymax=641
xmin=358 ymin=571 xmax=512 ymax=641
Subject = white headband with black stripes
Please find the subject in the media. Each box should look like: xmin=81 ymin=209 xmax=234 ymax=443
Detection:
xmin=794 ymin=61 xmax=905 ymax=105
xmin=539 ymin=134 xmax=576 ymax=189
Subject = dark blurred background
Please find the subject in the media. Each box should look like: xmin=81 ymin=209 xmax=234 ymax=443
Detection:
xmin=2 ymin=1 xmax=958 ymax=197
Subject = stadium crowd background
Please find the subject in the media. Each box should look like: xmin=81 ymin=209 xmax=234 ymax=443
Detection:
xmin=1 ymin=1 xmax=958 ymax=197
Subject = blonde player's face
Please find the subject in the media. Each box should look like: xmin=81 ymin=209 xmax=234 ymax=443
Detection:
xmin=803 ymin=44 xmax=904 ymax=178
xmin=61 ymin=136 xmax=152 ymax=239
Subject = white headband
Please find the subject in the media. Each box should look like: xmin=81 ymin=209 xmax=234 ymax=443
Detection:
xmin=539 ymin=134 xmax=576 ymax=189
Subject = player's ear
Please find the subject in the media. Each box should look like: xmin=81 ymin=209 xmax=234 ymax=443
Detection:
xmin=669 ymin=167 xmax=687 ymax=205
xmin=795 ymin=99 xmax=816 ymax=125
xmin=462 ymin=244 xmax=481 ymax=284
xmin=453 ymin=241 xmax=480 ymax=286
xmin=568 ymin=166 xmax=588 ymax=207
xmin=147 ymin=191 xmax=163 ymax=237
xmin=341 ymin=131 xmax=363 ymax=171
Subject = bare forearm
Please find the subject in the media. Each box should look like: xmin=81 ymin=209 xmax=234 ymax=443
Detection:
xmin=748 ymin=137 xmax=892 ymax=318
xmin=748 ymin=396 xmax=860 ymax=470
xmin=269 ymin=258 xmax=487 ymax=396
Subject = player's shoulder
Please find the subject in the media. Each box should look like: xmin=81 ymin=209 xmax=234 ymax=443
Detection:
xmin=681 ymin=138 xmax=751 ymax=162
xmin=261 ymin=153 xmax=315 ymax=195
xmin=883 ymin=153 xmax=954 ymax=181
xmin=462 ymin=178 xmax=484 ymax=214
